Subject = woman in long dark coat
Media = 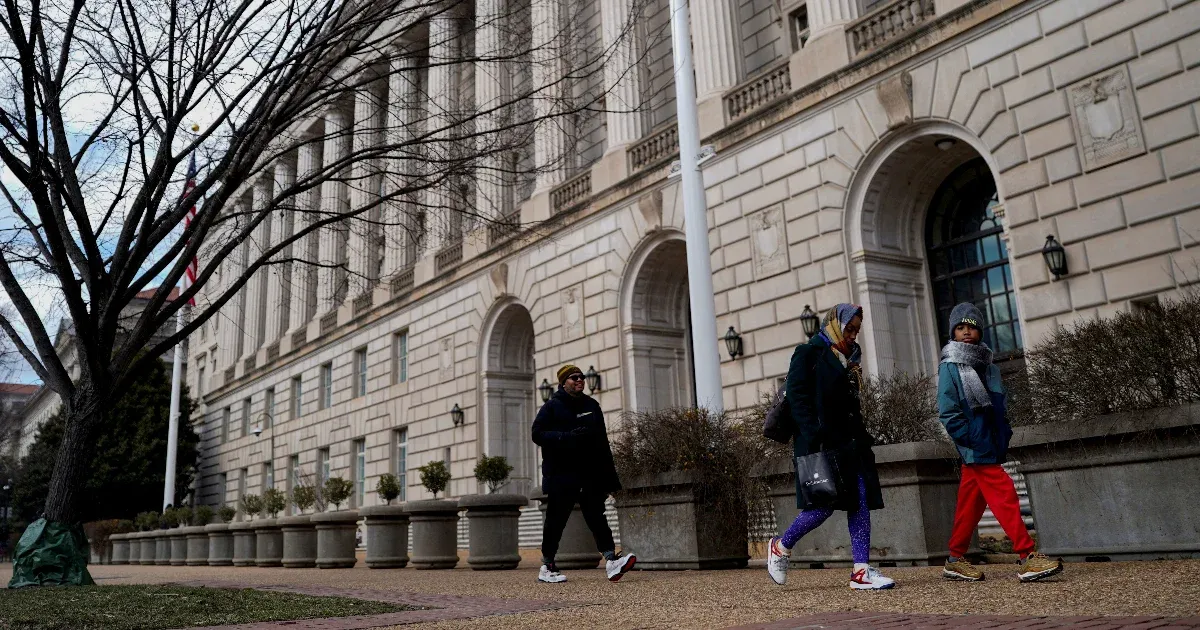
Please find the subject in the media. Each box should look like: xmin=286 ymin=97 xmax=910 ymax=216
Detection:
xmin=765 ymin=304 xmax=895 ymax=590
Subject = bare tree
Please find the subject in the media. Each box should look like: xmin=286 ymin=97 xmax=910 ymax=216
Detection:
xmin=0 ymin=0 xmax=645 ymax=540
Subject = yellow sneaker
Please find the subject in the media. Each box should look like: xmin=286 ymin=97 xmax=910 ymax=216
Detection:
xmin=1018 ymin=552 xmax=1063 ymax=582
xmin=943 ymin=557 xmax=984 ymax=581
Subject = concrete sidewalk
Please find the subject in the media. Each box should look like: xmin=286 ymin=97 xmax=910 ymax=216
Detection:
xmin=2 ymin=559 xmax=1198 ymax=628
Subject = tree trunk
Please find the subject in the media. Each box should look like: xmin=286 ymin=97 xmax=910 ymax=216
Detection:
xmin=42 ymin=395 xmax=103 ymax=523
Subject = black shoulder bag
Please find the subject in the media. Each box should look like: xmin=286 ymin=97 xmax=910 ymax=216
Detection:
xmin=762 ymin=386 xmax=793 ymax=444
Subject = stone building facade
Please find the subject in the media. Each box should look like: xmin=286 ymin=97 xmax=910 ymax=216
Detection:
xmin=190 ymin=0 xmax=1200 ymax=532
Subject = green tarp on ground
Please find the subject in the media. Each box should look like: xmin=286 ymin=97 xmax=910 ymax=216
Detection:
xmin=8 ymin=518 xmax=95 ymax=588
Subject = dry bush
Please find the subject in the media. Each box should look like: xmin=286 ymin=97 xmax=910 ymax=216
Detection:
xmin=859 ymin=371 xmax=945 ymax=445
xmin=1025 ymin=290 xmax=1200 ymax=423
xmin=612 ymin=407 xmax=770 ymax=547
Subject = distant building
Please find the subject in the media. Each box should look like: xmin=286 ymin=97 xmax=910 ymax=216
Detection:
xmin=12 ymin=287 xmax=183 ymax=459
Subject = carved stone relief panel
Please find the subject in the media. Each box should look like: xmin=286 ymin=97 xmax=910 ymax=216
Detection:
xmin=561 ymin=284 xmax=585 ymax=341
xmin=1067 ymin=65 xmax=1146 ymax=172
xmin=438 ymin=337 xmax=454 ymax=380
xmin=750 ymin=204 xmax=790 ymax=279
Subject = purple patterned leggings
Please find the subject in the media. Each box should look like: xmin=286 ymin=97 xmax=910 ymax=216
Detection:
xmin=780 ymin=475 xmax=871 ymax=564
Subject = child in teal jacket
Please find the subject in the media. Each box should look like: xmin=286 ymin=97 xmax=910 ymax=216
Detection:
xmin=938 ymin=303 xmax=1063 ymax=583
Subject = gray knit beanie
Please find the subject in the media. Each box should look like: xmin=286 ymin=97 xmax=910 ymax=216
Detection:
xmin=948 ymin=302 xmax=985 ymax=334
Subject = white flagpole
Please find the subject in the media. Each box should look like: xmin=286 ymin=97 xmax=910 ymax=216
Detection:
xmin=163 ymin=303 xmax=185 ymax=512
xmin=669 ymin=0 xmax=724 ymax=413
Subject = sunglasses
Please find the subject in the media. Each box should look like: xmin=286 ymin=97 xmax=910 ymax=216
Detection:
xmin=566 ymin=374 xmax=584 ymax=381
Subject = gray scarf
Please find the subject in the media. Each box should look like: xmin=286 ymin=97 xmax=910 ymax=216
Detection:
xmin=941 ymin=341 xmax=993 ymax=409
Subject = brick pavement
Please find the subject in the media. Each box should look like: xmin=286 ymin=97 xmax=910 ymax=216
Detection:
xmin=165 ymin=579 xmax=584 ymax=629
xmin=729 ymin=612 xmax=1200 ymax=629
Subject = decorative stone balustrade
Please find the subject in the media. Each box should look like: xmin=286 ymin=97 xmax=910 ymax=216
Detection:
xmin=849 ymin=0 xmax=936 ymax=58
xmin=435 ymin=241 xmax=463 ymax=273
xmin=266 ymin=342 xmax=280 ymax=363
xmin=352 ymin=292 xmax=373 ymax=316
xmin=725 ymin=60 xmax=792 ymax=122
xmin=488 ymin=210 xmax=521 ymax=246
xmin=224 ymin=366 xmax=236 ymax=383
xmin=319 ymin=311 xmax=337 ymax=336
xmin=628 ymin=125 xmax=679 ymax=173
xmin=243 ymin=355 xmax=256 ymax=372
xmin=291 ymin=328 xmax=307 ymax=348
xmin=550 ymin=171 xmax=592 ymax=215
xmin=390 ymin=266 xmax=415 ymax=296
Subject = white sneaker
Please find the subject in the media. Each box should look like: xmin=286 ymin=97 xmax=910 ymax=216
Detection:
xmin=767 ymin=537 xmax=789 ymax=585
xmin=849 ymin=565 xmax=896 ymax=590
xmin=605 ymin=553 xmax=636 ymax=582
xmin=538 ymin=564 xmax=567 ymax=583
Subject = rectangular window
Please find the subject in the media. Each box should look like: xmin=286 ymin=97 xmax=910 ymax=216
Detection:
xmin=352 ymin=439 xmax=366 ymax=508
xmin=264 ymin=460 xmax=274 ymax=490
xmin=319 ymin=363 xmax=333 ymax=409
xmin=394 ymin=428 xmax=408 ymax=503
xmin=222 ymin=407 xmax=231 ymax=443
xmin=198 ymin=366 xmax=206 ymax=396
xmin=288 ymin=455 xmax=300 ymax=514
xmin=318 ymin=448 xmax=330 ymax=486
xmin=217 ymin=472 xmax=228 ymax=506
xmin=291 ymin=376 xmax=303 ymax=418
xmin=353 ymin=348 xmax=368 ymax=398
xmin=241 ymin=398 xmax=252 ymax=436
xmin=392 ymin=332 xmax=408 ymax=384
xmin=789 ymin=4 xmax=810 ymax=51
xmin=264 ymin=388 xmax=275 ymax=429
xmin=238 ymin=468 xmax=248 ymax=503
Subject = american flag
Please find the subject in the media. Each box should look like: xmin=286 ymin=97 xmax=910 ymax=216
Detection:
xmin=181 ymin=152 xmax=199 ymax=306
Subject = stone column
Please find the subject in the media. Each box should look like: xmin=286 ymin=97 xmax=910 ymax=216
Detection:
xmin=288 ymin=135 xmax=321 ymax=333
xmin=531 ymin=0 xmax=566 ymax=191
xmin=241 ymin=175 xmax=273 ymax=358
xmin=600 ymin=0 xmax=645 ymax=149
xmin=264 ymin=156 xmax=296 ymax=347
xmin=317 ymin=107 xmax=350 ymax=313
xmin=423 ymin=11 xmax=457 ymax=254
xmin=475 ymin=0 xmax=509 ymax=224
xmin=221 ymin=201 xmax=249 ymax=371
xmin=808 ymin=0 xmax=859 ymax=38
xmin=348 ymin=75 xmax=384 ymax=298
xmin=691 ymin=2 xmax=742 ymax=100
xmin=383 ymin=51 xmax=419 ymax=277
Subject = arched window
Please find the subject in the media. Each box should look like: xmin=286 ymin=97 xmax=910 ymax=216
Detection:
xmin=926 ymin=159 xmax=1022 ymax=358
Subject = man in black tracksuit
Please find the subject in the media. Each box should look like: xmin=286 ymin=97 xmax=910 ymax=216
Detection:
xmin=531 ymin=364 xmax=636 ymax=583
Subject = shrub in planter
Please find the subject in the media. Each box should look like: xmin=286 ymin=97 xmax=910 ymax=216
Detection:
xmin=232 ymin=497 xmax=262 ymax=567
xmin=1005 ymin=293 xmax=1200 ymax=560
xmin=240 ymin=494 xmax=264 ymax=520
xmin=134 ymin=511 xmax=159 ymax=565
xmin=183 ymin=507 xmax=211 ymax=566
xmin=279 ymin=487 xmax=318 ymax=568
xmin=473 ymin=455 xmax=514 ymax=493
xmin=206 ymin=506 xmax=237 ymax=567
xmin=418 ymin=460 xmax=451 ymax=498
xmin=263 ymin=489 xmax=287 ymax=518
xmin=361 ymin=481 xmax=409 ymax=568
xmin=376 ymin=474 xmax=401 ymax=504
xmin=193 ymin=505 xmax=214 ymax=526
xmin=167 ymin=508 xmax=191 ymax=565
xmin=312 ymin=476 xmax=358 ymax=568
xmin=612 ymin=407 xmax=766 ymax=569
xmin=105 ymin=520 xmax=135 ymax=565
xmin=83 ymin=519 xmax=128 ymax=564
xmin=322 ymin=477 xmax=353 ymax=510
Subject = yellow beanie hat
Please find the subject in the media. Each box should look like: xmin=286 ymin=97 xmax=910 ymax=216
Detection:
xmin=557 ymin=364 xmax=583 ymax=385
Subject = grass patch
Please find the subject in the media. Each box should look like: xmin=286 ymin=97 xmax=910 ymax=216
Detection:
xmin=0 ymin=584 xmax=412 ymax=630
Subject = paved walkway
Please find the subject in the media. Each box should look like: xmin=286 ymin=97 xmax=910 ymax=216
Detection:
xmin=3 ymin=560 xmax=1199 ymax=628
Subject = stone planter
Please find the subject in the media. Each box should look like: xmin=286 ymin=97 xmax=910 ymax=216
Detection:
xmin=278 ymin=515 xmax=317 ymax=568
xmin=141 ymin=532 xmax=160 ymax=565
xmin=254 ymin=518 xmax=284 ymax=567
xmin=169 ymin=528 xmax=189 ymax=566
xmin=311 ymin=511 xmax=360 ymax=568
xmin=404 ymin=499 xmax=460 ymax=569
xmin=128 ymin=532 xmax=144 ymax=564
xmin=229 ymin=521 xmax=258 ymax=566
xmin=1009 ymin=405 xmax=1200 ymax=561
xmin=760 ymin=441 xmax=976 ymax=568
xmin=184 ymin=526 xmax=210 ymax=566
xmin=154 ymin=530 xmax=172 ymax=565
xmin=205 ymin=523 xmax=234 ymax=566
xmin=616 ymin=470 xmax=748 ymax=570
xmin=360 ymin=505 xmax=410 ymax=568
xmin=460 ymin=494 xmax=528 ymax=570
xmin=532 ymin=491 xmax=602 ymax=569
xmin=110 ymin=533 xmax=130 ymax=565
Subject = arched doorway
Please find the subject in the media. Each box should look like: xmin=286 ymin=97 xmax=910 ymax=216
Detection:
xmin=481 ymin=302 xmax=537 ymax=495
xmin=623 ymin=236 xmax=694 ymax=411
xmin=926 ymin=159 xmax=1022 ymax=358
xmin=845 ymin=124 xmax=1020 ymax=376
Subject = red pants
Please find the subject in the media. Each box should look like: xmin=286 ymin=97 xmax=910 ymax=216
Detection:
xmin=949 ymin=464 xmax=1035 ymax=558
